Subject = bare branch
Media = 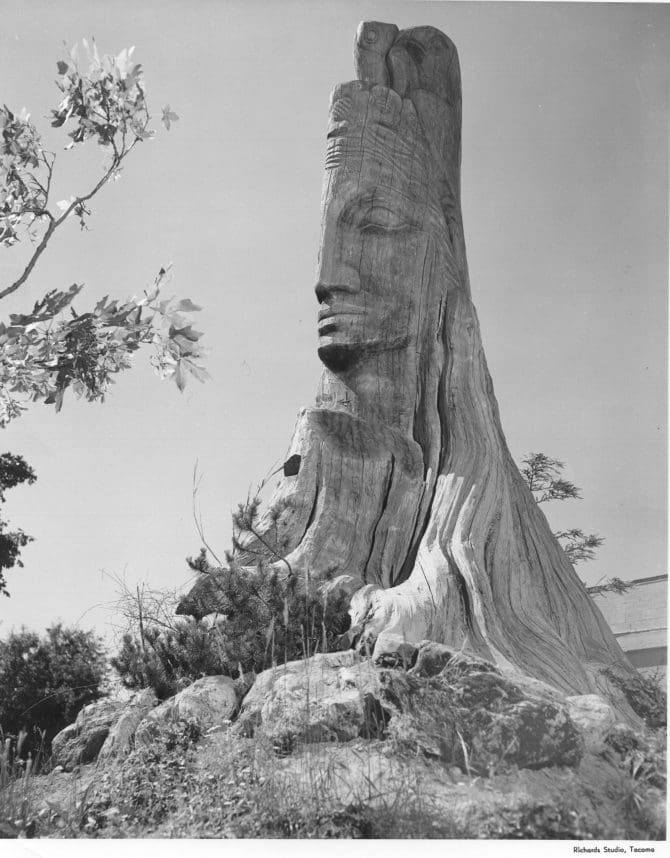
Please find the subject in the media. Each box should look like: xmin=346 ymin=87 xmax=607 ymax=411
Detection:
xmin=0 ymin=218 xmax=58 ymax=300
xmin=247 ymin=523 xmax=293 ymax=580
xmin=0 ymin=152 xmax=124 ymax=301
xmin=191 ymin=461 xmax=225 ymax=566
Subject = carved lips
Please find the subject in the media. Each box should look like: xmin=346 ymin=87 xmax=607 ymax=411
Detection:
xmin=317 ymin=304 xmax=365 ymax=334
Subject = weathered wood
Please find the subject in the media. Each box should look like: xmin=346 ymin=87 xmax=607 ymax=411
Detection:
xmin=179 ymin=22 xmax=639 ymax=715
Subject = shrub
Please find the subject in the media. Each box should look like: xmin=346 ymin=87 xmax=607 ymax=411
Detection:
xmin=111 ymin=550 xmax=352 ymax=699
xmin=0 ymin=624 xmax=106 ymax=753
xmin=112 ymin=484 xmax=353 ymax=700
xmin=603 ymin=667 xmax=667 ymax=728
xmin=111 ymin=621 xmax=228 ymax=700
xmin=183 ymin=549 xmax=353 ymax=667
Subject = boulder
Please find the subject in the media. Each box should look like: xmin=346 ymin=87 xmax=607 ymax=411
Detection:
xmin=235 ymin=651 xmax=386 ymax=750
xmin=97 ymin=688 xmax=158 ymax=764
xmin=565 ymin=694 xmax=617 ymax=750
xmin=49 ymin=723 xmax=77 ymax=762
xmin=471 ymin=697 xmax=584 ymax=771
xmin=51 ymin=698 xmax=125 ymax=771
xmin=407 ymin=640 xmax=455 ymax=676
xmin=605 ymin=721 xmax=641 ymax=756
xmin=135 ymin=676 xmax=238 ymax=746
xmin=385 ymin=664 xmax=583 ymax=772
xmin=236 ymin=650 xmax=584 ymax=773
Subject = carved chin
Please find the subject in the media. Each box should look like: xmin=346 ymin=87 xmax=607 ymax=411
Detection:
xmin=317 ymin=340 xmax=364 ymax=371
xmin=318 ymin=331 xmax=411 ymax=371
xmin=318 ymin=339 xmax=407 ymax=371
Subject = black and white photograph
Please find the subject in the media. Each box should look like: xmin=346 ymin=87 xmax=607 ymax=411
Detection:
xmin=0 ymin=0 xmax=666 ymax=849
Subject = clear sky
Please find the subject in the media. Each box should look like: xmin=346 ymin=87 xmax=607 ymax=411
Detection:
xmin=0 ymin=1 xmax=667 ymax=648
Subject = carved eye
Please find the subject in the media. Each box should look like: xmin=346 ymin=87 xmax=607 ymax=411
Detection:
xmin=358 ymin=207 xmax=409 ymax=235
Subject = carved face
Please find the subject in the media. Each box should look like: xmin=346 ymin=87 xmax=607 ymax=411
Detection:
xmin=315 ymin=85 xmax=448 ymax=372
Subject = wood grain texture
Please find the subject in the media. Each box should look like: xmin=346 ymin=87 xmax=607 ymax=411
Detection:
xmin=181 ymin=23 xmax=639 ymax=716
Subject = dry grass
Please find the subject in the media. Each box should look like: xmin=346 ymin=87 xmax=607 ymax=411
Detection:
xmin=1 ymin=659 xmax=666 ymax=840
xmin=2 ymin=714 xmax=664 ymax=840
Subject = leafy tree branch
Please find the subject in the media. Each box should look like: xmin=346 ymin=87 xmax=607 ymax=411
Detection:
xmin=0 ymin=452 xmax=36 ymax=596
xmin=0 ymin=39 xmax=207 ymax=426
xmin=520 ymin=452 xmax=630 ymax=597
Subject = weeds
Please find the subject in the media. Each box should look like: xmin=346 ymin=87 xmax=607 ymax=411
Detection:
xmin=602 ymin=666 xmax=667 ymax=728
xmin=0 ymin=727 xmax=47 ymax=838
xmin=36 ymin=717 xmax=461 ymax=838
xmin=606 ymin=725 xmax=667 ymax=839
xmin=1 ymin=639 xmax=666 ymax=839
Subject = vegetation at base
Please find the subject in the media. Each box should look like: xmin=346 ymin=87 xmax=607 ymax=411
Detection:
xmin=111 ymin=621 xmax=227 ymax=701
xmin=603 ymin=667 xmax=667 ymax=728
xmin=81 ymin=719 xmax=204 ymax=835
xmin=0 ymin=725 xmax=50 ymax=838
xmin=7 ymin=715 xmax=663 ymax=840
xmin=80 ymin=734 xmax=469 ymax=838
xmin=0 ymin=626 xmax=666 ymax=840
xmin=0 ymin=624 xmax=106 ymax=754
xmin=111 ymin=549 xmax=351 ymax=700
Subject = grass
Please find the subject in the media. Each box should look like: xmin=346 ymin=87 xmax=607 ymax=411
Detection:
xmin=0 ymin=656 xmax=666 ymax=839
xmin=57 ymin=722 xmax=462 ymax=838
xmin=2 ymin=713 xmax=665 ymax=839
xmin=0 ymin=727 xmax=47 ymax=838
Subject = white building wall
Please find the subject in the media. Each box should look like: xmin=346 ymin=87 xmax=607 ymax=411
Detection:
xmin=592 ymin=574 xmax=667 ymax=680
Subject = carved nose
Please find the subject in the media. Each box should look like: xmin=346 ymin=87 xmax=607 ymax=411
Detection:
xmin=315 ymin=256 xmax=361 ymax=303
xmin=315 ymin=282 xmax=330 ymax=304
xmin=315 ymin=203 xmax=361 ymax=301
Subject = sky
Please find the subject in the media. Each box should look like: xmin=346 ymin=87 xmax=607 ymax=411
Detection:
xmin=0 ymin=1 xmax=667 ymax=649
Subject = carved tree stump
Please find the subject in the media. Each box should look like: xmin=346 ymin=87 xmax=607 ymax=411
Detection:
xmin=180 ymin=22 xmax=638 ymax=715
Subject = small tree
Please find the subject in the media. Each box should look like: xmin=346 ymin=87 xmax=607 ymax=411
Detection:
xmin=0 ymin=453 xmax=36 ymax=594
xmin=111 ymin=620 xmax=224 ymax=701
xmin=112 ymin=476 xmax=353 ymax=698
xmin=520 ymin=452 xmax=630 ymax=596
xmin=0 ymin=624 xmax=106 ymax=753
xmin=112 ymin=543 xmax=352 ymax=699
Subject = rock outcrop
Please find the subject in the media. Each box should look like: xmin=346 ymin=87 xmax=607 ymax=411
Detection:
xmin=51 ymin=698 xmax=125 ymax=771
xmin=97 ymin=688 xmax=158 ymax=764
xmin=135 ymin=676 xmax=238 ymax=747
xmin=20 ymin=647 xmax=665 ymax=839
xmin=234 ymin=651 xmax=386 ymax=749
xmin=235 ymin=646 xmax=584 ymax=774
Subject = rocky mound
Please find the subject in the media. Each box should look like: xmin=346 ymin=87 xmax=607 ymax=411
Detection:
xmin=10 ymin=644 xmax=667 ymax=839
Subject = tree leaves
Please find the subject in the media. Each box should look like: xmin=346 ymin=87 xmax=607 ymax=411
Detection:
xmin=51 ymin=42 xmax=154 ymax=149
xmin=520 ymin=453 xmax=581 ymax=504
xmin=8 ymin=283 xmax=83 ymax=326
xmin=586 ymin=576 xmax=632 ymax=596
xmin=553 ymin=529 xmax=605 ymax=565
xmin=0 ymin=42 xmax=199 ymax=424
xmin=0 ymin=268 xmax=208 ymax=426
xmin=0 ymin=624 xmax=106 ymax=747
xmin=175 ymin=298 xmax=201 ymax=312
xmin=520 ymin=452 xmax=603 ymax=567
xmin=160 ymin=105 xmax=179 ymax=131
xmin=0 ymin=105 xmax=48 ymax=247
xmin=0 ymin=453 xmax=37 ymax=595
